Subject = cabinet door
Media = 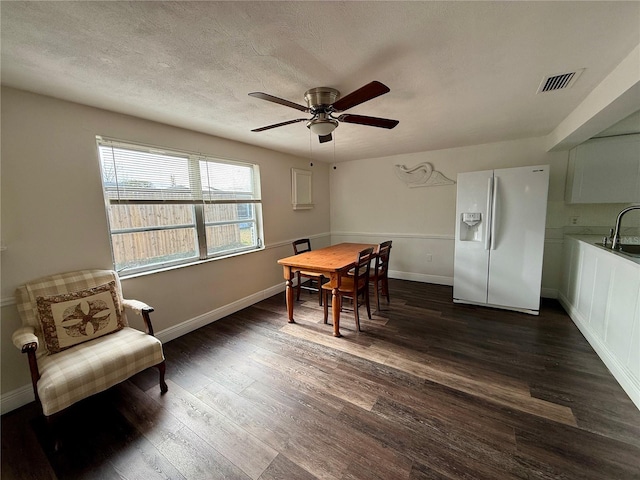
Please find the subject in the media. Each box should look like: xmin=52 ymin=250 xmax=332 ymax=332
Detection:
xmin=566 ymin=134 xmax=640 ymax=203
xmin=605 ymin=260 xmax=640 ymax=367
xmin=562 ymin=238 xmax=581 ymax=306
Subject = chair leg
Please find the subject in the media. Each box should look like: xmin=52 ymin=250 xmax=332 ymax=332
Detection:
xmin=354 ymin=295 xmax=361 ymax=332
xmin=157 ymin=361 xmax=168 ymax=394
xmin=43 ymin=411 xmax=63 ymax=452
xmin=46 ymin=415 xmax=58 ymax=452
xmin=374 ymin=279 xmax=381 ymax=312
xmin=365 ymin=287 xmax=371 ymax=320
xmin=296 ymin=272 xmax=302 ymax=301
xmin=323 ymin=290 xmax=329 ymax=324
xmin=383 ymin=277 xmax=390 ymax=304
xmin=318 ymin=277 xmax=323 ymax=306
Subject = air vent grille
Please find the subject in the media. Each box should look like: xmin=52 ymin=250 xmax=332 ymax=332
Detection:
xmin=537 ymin=69 xmax=584 ymax=93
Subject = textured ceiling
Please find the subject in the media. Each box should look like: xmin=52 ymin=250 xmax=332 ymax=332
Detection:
xmin=2 ymin=1 xmax=639 ymax=162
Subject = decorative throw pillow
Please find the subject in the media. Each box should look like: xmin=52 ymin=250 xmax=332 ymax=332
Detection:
xmin=36 ymin=281 xmax=124 ymax=354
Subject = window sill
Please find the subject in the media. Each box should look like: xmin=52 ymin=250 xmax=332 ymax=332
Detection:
xmin=118 ymin=246 xmax=266 ymax=281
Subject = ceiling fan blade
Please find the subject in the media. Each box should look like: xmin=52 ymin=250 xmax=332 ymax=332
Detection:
xmin=251 ymin=118 xmax=308 ymax=132
xmin=248 ymin=92 xmax=309 ymax=112
xmin=338 ymin=114 xmax=399 ymax=129
xmin=318 ymin=133 xmax=333 ymax=143
xmin=331 ymin=81 xmax=390 ymax=112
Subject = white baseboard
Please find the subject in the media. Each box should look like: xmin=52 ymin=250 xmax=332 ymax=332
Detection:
xmin=558 ymin=293 xmax=640 ymax=411
xmin=1 ymin=384 xmax=35 ymax=415
xmin=390 ymin=270 xmax=453 ymax=286
xmin=389 ymin=273 xmax=559 ymax=300
xmin=155 ymin=283 xmax=285 ymax=344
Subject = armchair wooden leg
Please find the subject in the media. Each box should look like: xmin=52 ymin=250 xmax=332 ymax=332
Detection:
xmin=157 ymin=361 xmax=168 ymax=394
xmin=43 ymin=412 xmax=63 ymax=453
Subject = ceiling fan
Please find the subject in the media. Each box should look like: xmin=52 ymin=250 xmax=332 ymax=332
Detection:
xmin=249 ymin=81 xmax=399 ymax=143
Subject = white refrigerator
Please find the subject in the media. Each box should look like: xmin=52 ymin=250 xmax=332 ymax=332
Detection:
xmin=453 ymin=165 xmax=550 ymax=315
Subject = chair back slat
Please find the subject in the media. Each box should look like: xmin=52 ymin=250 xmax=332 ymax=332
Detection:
xmin=371 ymin=241 xmax=393 ymax=312
xmin=292 ymin=238 xmax=312 ymax=255
xmin=375 ymin=240 xmax=392 ymax=273
xmin=353 ymin=247 xmax=375 ymax=285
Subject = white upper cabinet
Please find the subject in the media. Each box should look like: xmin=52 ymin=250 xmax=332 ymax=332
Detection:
xmin=565 ymin=134 xmax=640 ymax=203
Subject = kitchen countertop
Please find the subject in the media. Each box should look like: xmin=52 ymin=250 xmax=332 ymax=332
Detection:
xmin=566 ymin=235 xmax=640 ymax=266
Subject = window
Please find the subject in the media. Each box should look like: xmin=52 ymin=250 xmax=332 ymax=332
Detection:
xmin=97 ymin=137 xmax=263 ymax=275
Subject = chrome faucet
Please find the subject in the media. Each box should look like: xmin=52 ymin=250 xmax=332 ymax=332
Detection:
xmin=611 ymin=204 xmax=640 ymax=250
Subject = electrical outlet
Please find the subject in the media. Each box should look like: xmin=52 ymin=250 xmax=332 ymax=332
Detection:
xmin=570 ymin=216 xmax=579 ymax=225
xmin=425 ymin=254 xmax=432 ymax=262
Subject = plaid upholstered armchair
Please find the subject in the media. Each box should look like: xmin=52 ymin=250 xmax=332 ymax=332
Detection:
xmin=12 ymin=269 xmax=167 ymax=421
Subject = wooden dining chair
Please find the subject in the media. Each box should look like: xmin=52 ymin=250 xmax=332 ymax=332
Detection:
xmin=371 ymin=241 xmax=393 ymax=311
xmin=322 ymin=247 xmax=374 ymax=332
xmin=292 ymin=239 xmax=325 ymax=305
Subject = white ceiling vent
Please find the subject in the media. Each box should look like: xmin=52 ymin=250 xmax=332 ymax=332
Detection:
xmin=537 ymin=69 xmax=584 ymax=93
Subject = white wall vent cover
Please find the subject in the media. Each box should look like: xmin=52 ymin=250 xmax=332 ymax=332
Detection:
xmin=537 ymin=69 xmax=584 ymax=93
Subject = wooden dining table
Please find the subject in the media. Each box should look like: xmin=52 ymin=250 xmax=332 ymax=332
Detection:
xmin=277 ymin=242 xmax=377 ymax=337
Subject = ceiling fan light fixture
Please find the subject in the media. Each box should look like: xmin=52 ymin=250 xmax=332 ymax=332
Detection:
xmin=307 ymin=118 xmax=338 ymax=136
xmin=250 ymin=81 xmax=397 ymax=141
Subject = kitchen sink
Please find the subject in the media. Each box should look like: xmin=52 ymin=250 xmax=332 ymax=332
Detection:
xmin=594 ymin=243 xmax=640 ymax=257
xmin=619 ymin=244 xmax=640 ymax=256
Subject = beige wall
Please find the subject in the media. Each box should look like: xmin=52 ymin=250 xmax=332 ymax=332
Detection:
xmin=1 ymin=87 xmax=331 ymax=398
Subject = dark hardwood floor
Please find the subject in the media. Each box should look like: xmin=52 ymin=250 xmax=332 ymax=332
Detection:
xmin=2 ymin=280 xmax=640 ymax=479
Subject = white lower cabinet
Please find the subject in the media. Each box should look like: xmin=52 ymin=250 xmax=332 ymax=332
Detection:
xmin=559 ymin=236 xmax=640 ymax=410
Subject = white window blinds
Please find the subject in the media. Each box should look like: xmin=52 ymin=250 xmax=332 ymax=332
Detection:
xmin=96 ymin=137 xmax=263 ymax=274
xmin=98 ymin=139 xmax=261 ymax=204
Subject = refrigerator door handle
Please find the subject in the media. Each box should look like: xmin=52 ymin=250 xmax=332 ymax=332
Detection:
xmin=484 ymin=177 xmax=493 ymax=250
xmin=490 ymin=176 xmax=498 ymax=250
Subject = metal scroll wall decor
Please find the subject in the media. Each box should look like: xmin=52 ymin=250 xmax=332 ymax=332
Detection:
xmin=394 ymin=162 xmax=455 ymax=188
